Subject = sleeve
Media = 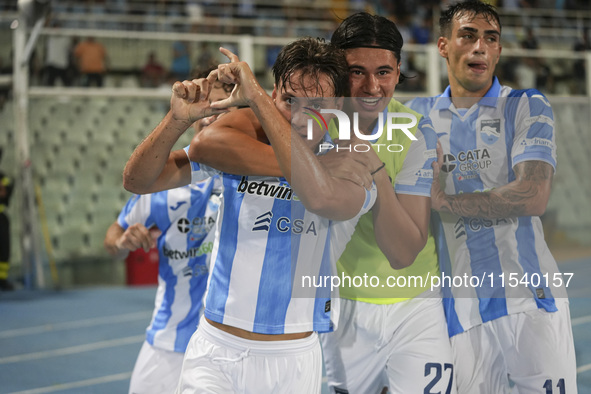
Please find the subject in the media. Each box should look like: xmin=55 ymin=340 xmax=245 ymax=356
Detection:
xmin=183 ymin=145 xmax=221 ymax=184
xmin=358 ymin=182 xmax=378 ymax=217
xmin=509 ymin=90 xmax=556 ymax=170
xmin=393 ymin=117 xmax=438 ymax=197
xmin=404 ymin=96 xmax=437 ymax=118
xmin=117 ymin=193 xmax=152 ymax=230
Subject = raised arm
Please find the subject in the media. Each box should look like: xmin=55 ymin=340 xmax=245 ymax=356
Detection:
xmin=371 ymin=121 xmax=436 ymax=269
xmin=372 ymin=172 xmax=431 ymax=269
xmin=432 ymin=156 xmax=553 ymax=218
xmin=192 ymin=114 xmax=374 ymax=184
xmin=211 ymin=48 xmax=376 ymax=220
xmin=432 ymin=91 xmax=556 ymax=219
xmin=123 ymin=76 xmax=227 ymax=194
xmin=190 ymin=117 xmax=282 ymax=176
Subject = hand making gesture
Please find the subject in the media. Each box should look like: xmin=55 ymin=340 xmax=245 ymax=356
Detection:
xmin=170 ymin=73 xmax=229 ymax=125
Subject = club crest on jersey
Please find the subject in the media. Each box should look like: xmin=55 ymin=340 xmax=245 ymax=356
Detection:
xmin=479 ymin=119 xmax=501 ymax=144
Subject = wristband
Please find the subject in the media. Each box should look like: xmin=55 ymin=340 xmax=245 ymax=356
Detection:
xmin=371 ymin=162 xmax=386 ymax=176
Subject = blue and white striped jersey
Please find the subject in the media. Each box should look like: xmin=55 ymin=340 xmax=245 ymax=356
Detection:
xmin=117 ymin=177 xmax=222 ymax=352
xmin=183 ymin=146 xmax=377 ymax=335
xmin=408 ymin=78 xmax=567 ymax=337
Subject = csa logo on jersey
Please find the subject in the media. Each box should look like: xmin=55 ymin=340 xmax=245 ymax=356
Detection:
xmin=253 ymin=211 xmax=273 ymax=232
xmin=454 ymin=217 xmax=466 ymax=239
xmin=479 ymin=119 xmax=501 ymax=144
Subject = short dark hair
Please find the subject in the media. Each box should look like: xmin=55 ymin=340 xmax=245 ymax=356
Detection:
xmin=330 ymin=12 xmax=407 ymax=83
xmin=440 ymin=0 xmax=501 ymax=38
xmin=272 ymin=37 xmax=349 ymax=98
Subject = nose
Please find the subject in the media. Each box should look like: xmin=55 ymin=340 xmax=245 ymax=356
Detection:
xmin=473 ymin=37 xmax=486 ymax=54
xmin=364 ymin=74 xmax=381 ymax=95
xmin=291 ymin=109 xmax=308 ymax=131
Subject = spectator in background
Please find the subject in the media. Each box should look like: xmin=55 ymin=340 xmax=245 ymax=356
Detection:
xmin=67 ymin=37 xmax=80 ymax=85
xmin=515 ymin=28 xmax=539 ymax=89
xmin=74 ymin=36 xmax=107 ymax=87
xmin=44 ymin=20 xmax=72 ymax=87
xmin=169 ymin=41 xmax=191 ymax=81
xmin=412 ymin=14 xmax=433 ymax=44
xmin=573 ymin=28 xmax=591 ymax=94
xmin=0 ymin=147 xmax=14 ymax=291
xmin=195 ymin=42 xmax=214 ymax=70
xmin=518 ymin=27 xmax=553 ymax=92
xmin=0 ymin=56 xmax=9 ymax=110
xmin=521 ymin=26 xmax=538 ymax=49
xmin=140 ymin=51 xmax=166 ymax=88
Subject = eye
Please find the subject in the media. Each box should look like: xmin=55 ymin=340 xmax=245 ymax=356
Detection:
xmin=350 ymin=70 xmax=363 ymax=76
xmin=310 ymin=102 xmax=322 ymax=110
xmin=286 ymin=97 xmax=294 ymax=105
xmin=378 ymin=70 xmax=390 ymax=76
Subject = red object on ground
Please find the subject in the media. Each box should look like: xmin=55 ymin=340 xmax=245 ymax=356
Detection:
xmin=125 ymin=247 xmax=159 ymax=285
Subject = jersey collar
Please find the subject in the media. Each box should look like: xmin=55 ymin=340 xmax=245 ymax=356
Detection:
xmin=434 ymin=76 xmax=501 ymax=111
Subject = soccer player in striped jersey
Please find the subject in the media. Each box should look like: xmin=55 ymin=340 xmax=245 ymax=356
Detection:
xmin=123 ymin=38 xmax=383 ymax=393
xmin=406 ymin=1 xmax=577 ymax=392
xmin=104 ymin=71 xmax=233 ymax=394
xmin=105 ymin=177 xmax=221 ymax=394
xmin=185 ymin=13 xmax=450 ymax=394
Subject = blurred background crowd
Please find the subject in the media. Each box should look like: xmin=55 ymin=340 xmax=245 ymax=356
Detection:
xmin=1 ymin=0 xmax=591 ymax=97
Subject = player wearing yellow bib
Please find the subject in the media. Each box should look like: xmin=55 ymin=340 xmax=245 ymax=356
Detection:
xmin=318 ymin=13 xmax=456 ymax=394
xmin=327 ymin=99 xmax=439 ymax=302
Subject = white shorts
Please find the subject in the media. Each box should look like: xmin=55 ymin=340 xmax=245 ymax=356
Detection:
xmin=129 ymin=340 xmax=185 ymax=394
xmin=176 ymin=317 xmax=322 ymax=394
xmin=451 ymin=300 xmax=577 ymax=394
xmin=320 ymin=296 xmax=456 ymax=394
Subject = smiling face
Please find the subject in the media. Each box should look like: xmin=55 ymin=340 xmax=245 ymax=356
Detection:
xmin=438 ymin=13 xmax=502 ymax=100
xmin=272 ymin=70 xmax=339 ymax=150
xmin=345 ymin=47 xmax=400 ymax=132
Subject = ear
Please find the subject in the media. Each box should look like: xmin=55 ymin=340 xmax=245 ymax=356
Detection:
xmin=437 ymin=36 xmax=448 ymax=58
xmin=271 ymin=84 xmax=277 ymax=102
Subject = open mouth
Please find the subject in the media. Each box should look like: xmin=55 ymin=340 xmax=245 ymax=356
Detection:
xmin=468 ymin=62 xmax=487 ymax=73
xmin=356 ymin=97 xmax=385 ymax=111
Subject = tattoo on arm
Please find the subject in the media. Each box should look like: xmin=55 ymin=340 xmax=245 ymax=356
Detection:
xmin=441 ymin=161 xmax=553 ymax=219
xmin=517 ymin=160 xmax=553 ymax=182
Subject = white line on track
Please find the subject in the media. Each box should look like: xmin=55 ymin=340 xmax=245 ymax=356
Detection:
xmin=572 ymin=314 xmax=591 ymax=326
xmin=0 ymin=311 xmax=152 ymax=339
xmin=578 ymin=363 xmax=591 ymax=374
xmin=0 ymin=335 xmax=144 ymax=364
xmin=8 ymin=372 xmax=132 ymax=394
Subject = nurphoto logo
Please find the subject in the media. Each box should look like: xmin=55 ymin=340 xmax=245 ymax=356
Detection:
xmin=303 ymin=106 xmax=418 ymax=153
